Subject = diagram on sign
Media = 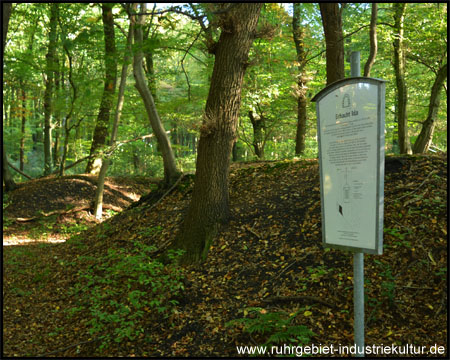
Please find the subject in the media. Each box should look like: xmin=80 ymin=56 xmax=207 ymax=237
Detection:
xmin=336 ymin=167 xmax=360 ymax=230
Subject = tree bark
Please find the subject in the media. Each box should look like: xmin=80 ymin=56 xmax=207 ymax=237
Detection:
xmin=132 ymin=3 xmax=180 ymax=187
xmin=363 ymin=3 xmax=378 ymax=77
xmin=413 ymin=64 xmax=447 ymax=154
xmin=43 ymin=3 xmax=59 ymax=175
xmin=292 ymin=3 xmax=308 ymax=156
xmin=3 ymin=3 xmax=18 ymax=191
xmin=94 ymin=18 xmax=134 ymax=219
xmin=319 ymin=3 xmax=345 ymax=85
xmin=2 ymin=3 xmax=12 ymax=51
xmin=20 ymin=87 xmax=26 ymax=171
xmin=172 ymin=3 xmax=262 ymax=264
xmin=393 ymin=3 xmax=412 ymax=154
xmin=249 ymin=110 xmax=265 ymax=159
xmin=85 ymin=4 xmax=117 ymax=174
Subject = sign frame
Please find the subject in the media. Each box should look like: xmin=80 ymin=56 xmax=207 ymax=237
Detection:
xmin=312 ymin=77 xmax=386 ymax=255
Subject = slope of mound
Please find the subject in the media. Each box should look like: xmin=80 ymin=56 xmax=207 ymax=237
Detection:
xmin=2 ymin=154 xmax=447 ymax=357
xmin=3 ymin=175 xmax=155 ymax=245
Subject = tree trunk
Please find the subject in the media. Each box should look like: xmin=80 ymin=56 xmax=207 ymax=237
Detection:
xmin=2 ymin=3 xmax=17 ymax=191
xmin=292 ymin=3 xmax=308 ymax=156
xmin=172 ymin=3 xmax=262 ymax=264
xmin=249 ymin=110 xmax=265 ymax=159
xmin=85 ymin=4 xmax=117 ymax=174
xmin=413 ymin=64 xmax=447 ymax=154
xmin=43 ymin=3 xmax=59 ymax=175
xmin=143 ymin=29 xmax=158 ymax=101
xmin=132 ymin=3 xmax=180 ymax=187
xmin=319 ymin=3 xmax=345 ymax=85
xmin=363 ymin=3 xmax=378 ymax=77
xmin=94 ymin=18 xmax=134 ymax=219
xmin=393 ymin=3 xmax=412 ymax=154
xmin=19 ymin=87 xmax=26 ymax=171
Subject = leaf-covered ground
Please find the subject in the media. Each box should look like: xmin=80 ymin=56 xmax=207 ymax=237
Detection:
xmin=2 ymin=154 xmax=447 ymax=357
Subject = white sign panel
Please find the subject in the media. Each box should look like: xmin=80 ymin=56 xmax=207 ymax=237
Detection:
xmin=313 ymin=78 xmax=385 ymax=254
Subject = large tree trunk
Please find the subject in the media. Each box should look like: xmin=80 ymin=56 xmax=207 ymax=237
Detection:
xmin=85 ymin=4 xmax=117 ymax=174
xmin=393 ymin=3 xmax=412 ymax=154
xmin=43 ymin=3 xmax=59 ymax=175
xmin=172 ymin=3 xmax=262 ymax=264
xmin=94 ymin=18 xmax=134 ymax=219
xmin=363 ymin=3 xmax=378 ymax=77
xmin=292 ymin=3 xmax=308 ymax=156
xmin=319 ymin=3 xmax=345 ymax=85
xmin=413 ymin=64 xmax=447 ymax=154
xmin=132 ymin=3 xmax=180 ymax=187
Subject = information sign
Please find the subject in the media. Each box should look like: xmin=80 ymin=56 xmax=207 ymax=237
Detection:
xmin=312 ymin=77 xmax=386 ymax=254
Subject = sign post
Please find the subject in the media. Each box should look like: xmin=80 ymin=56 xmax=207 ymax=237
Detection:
xmin=312 ymin=52 xmax=385 ymax=357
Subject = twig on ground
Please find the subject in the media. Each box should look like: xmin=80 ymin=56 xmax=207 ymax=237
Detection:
xmin=146 ymin=174 xmax=185 ymax=213
xmin=387 ymin=170 xmax=437 ymax=203
xmin=262 ymin=295 xmax=337 ymax=309
xmin=243 ymin=225 xmax=262 ymax=239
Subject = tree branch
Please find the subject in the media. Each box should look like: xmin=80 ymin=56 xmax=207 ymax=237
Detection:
xmin=7 ymin=161 xmax=33 ymax=179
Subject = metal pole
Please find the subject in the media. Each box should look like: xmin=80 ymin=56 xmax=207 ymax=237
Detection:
xmin=350 ymin=51 xmax=364 ymax=357
xmin=354 ymin=252 xmax=365 ymax=357
xmin=350 ymin=51 xmax=361 ymax=78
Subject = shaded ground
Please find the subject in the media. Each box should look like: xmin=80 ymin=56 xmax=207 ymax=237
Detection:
xmin=2 ymin=155 xmax=448 ymax=357
xmin=3 ymin=175 xmax=155 ymax=245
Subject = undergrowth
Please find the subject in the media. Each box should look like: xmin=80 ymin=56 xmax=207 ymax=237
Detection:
xmin=67 ymin=240 xmax=185 ymax=350
xmin=226 ymin=307 xmax=316 ymax=349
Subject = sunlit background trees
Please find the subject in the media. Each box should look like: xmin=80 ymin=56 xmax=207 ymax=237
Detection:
xmin=3 ymin=3 xmax=447 ymax=181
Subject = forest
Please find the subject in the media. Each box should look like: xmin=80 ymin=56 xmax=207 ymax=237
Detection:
xmin=2 ymin=2 xmax=448 ymax=358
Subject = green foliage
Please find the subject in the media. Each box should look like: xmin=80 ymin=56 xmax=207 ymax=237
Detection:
xmin=3 ymin=2 xmax=446 ymax=179
xmin=3 ymin=194 xmax=14 ymax=228
xmin=59 ymin=221 xmax=89 ymax=236
xmin=68 ymin=241 xmax=185 ymax=350
xmin=226 ymin=307 xmax=316 ymax=348
xmin=374 ymin=260 xmax=396 ymax=305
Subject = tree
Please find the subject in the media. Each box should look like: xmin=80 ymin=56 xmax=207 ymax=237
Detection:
xmin=131 ymin=3 xmax=180 ymax=187
xmin=85 ymin=4 xmax=117 ymax=175
xmin=43 ymin=3 xmax=59 ymax=175
xmin=292 ymin=3 xmax=308 ymax=155
xmin=94 ymin=10 xmax=135 ymax=219
xmin=319 ymin=3 xmax=345 ymax=84
xmin=412 ymin=63 xmax=447 ymax=153
xmin=248 ymin=109 xmax=266 ymax=159
xmin=3 ymin=3 xmax=17 ymax=192
xmin=363 ymin=3 xmax=378 ymax=77
xmin=393 ymin=3 xmax=412 ymax=154
xmin=172 ymin=3 xmax=262 ymax=264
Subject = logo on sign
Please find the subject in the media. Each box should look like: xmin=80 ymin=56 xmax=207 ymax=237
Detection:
xmin=342 ymin=93 xmax=351 ymax=108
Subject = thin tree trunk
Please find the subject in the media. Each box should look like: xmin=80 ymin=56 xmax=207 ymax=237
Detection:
xmin=43 ymin=3 xmax=59 ymax=175
xmin=293 ymin=3 xmax=308 ymax=156
xmin=363 ymin=3 xmax=378 ymax=77
xmin=172 ymin=4 xmax=262 ymax=264
xmin=413 ymin=64 xmax=447 ymax=154
xmin=132 ymin=3 xmax=180 ymax=187
xmin=53 ymin=57 xmax=61 ymax=168
xmin=94 ymin=19 xmax=134 ymax=219
xmin=58 ymin=18 xmax=78 ymax=177
xmin=20 ymin=87 xmax=26 ymax=171
xmin=319 ymin=3 xmax=345 ymax=85
xmin=393 ymin=3 xmax=412 ymax=154
xmin=85 ymin=4 xmax=117 ymax=174
xmin=249 ymin=110 xmax=265 ymax=159
xmin=3 ymin=144 xmax=17 ymax=191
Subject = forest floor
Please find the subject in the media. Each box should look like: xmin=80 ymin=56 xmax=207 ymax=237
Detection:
xmin=2 ymin=154 xmax=448 ymax=357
